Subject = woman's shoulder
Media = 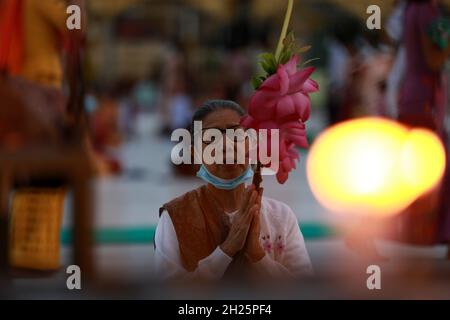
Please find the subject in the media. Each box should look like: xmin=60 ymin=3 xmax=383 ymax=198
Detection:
xmin=159 ymin=186 xmax=205 ymax=217
xmin=261 ymin=196 xmax=297 ymax=223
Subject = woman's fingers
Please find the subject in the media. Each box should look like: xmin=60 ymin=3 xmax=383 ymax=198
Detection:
xmin=232 ymin=205 xmax=259 ymax=252
xmin=239 ymin=190 xmax=256 ymax=222
xmin=242 ymin=184 xmax=254 ymax=209
xmin=244 ymin=204 xmax=258 ymax=228
xmin=248 ymin=190 xmax=257 ymax=209
xmin=233 ymin=207 xmax=253 ymax=232
xmin=238 ymin=202 xmax=257 ymax=235
xmin=226 ymin=184 xmax=263 ymax=252
xmin=253 ymin=205 xmax=261 ymax=229
xmin=249 ymin=204 xmax=260 ymax=219
xmin=238 ymin=188 xmax=256 ymax=219
xmin=258 ymin=187 xmax=264 ymax=200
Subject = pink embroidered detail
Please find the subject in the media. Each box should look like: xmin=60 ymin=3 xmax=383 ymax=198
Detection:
xmin=275 ymin=235 xmax=285 ymax=254
xmin=261 ymin=235 xmax=272 ymax=254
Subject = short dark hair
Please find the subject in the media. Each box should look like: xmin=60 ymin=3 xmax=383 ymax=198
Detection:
xmin=190 ymin=100 xmax=245 ymax=135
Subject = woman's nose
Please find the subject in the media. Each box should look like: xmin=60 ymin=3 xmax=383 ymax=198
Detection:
xmin=223 ymin=135 xmax=236 ymax=152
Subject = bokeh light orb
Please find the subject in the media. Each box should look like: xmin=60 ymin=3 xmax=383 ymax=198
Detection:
xmin=306 ymin=118 xmax=446 ymax=217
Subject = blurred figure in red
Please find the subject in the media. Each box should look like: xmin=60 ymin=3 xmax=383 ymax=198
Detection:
xmin=398 ymin=0 xmax=449 ymax=133
xmin=89 ymin=87 xmax=123 ymax=175
xmin=345 ymin=0 xmax=450 ymax=259
xmin=396 ymin=0 xmax=450 ymax=254
xmin=0 ymin=0 xmax=85 ymax=148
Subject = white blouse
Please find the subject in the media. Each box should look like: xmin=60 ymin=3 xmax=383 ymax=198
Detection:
xmin=154 ymin=196 xmax=313 ymax=281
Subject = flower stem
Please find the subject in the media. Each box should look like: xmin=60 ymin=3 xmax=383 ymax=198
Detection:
xmin=252 ymin=161 xmax=263 ymax=191
xmin=275 ymin=0 xmax=294 ymax=62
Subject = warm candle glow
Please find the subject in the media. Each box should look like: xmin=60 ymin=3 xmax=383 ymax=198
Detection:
xmin=307 ymin=118 xmax=446 ymax=217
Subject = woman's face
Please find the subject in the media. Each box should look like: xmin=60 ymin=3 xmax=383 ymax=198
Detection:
xmin=200 ymin=108 xmax=249 ymax=180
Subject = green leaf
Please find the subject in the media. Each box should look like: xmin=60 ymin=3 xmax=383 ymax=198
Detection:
xmin=279 ymin=50 xmax=291 ymax=65
xmin=261 ymin=60 xmax=276 ymax=75
xmin=297 ymin=45 xmax=311 ymax=54
xmin=283 ymin=31 xmax=295 ymax=46
xmin=257 ymin=52 xmax=278 ymax=76
xmin=252 ymin=76 xmax=263 ymax=90
xmin=259 ymin=52 xmax=276 ymax=64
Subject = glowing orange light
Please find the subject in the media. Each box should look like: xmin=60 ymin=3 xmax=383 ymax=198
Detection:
xmin=307 ymin=118 xmax=446 ymax=217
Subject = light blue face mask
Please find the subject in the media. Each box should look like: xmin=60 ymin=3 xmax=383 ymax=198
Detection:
xmin=196 ymin=165 xmax=254 ymax=190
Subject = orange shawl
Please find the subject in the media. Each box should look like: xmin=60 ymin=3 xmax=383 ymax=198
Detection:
xmin=159 ymin=185 xmax=251 ymax=280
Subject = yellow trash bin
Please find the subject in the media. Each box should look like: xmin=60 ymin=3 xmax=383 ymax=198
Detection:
xmin=9 ymin=188 xmax=65 ymax=270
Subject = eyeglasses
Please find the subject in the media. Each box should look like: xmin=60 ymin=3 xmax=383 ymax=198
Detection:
xmin=197 ymin=127 xmax=249 ymax=145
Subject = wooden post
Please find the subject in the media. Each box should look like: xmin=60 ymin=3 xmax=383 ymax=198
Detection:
xmin=73 ymin=172 xmax=94 ymax=283
xmin=0 ymin=168 xmax=11 ymax=289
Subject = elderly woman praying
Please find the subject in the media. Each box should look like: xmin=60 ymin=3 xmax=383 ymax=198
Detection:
xmin=154 ymin=100 xmax=312 ymax=282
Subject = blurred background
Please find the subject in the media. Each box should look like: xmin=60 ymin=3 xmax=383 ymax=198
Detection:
xmin=1 ymin=0 xmax=450 ymax=299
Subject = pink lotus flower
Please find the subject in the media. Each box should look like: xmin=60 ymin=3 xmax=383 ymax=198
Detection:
xmin=241 ymin=55 xmax=318 ymax=184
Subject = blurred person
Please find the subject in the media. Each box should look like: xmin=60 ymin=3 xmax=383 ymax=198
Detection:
xmin=0 ymin=0 xmax=85 ymax=147
xmin=159 ymin=47 xmax=197 ymax=176
xmin=116 ymin=79 xmax=138 ymax=140
xmin=223 ymin=49 xmax=252 ymax=106
xmin=333 ymin=24 xmax=393 ymax=121
xmin=325 ymin=16 xmax=360 ymax=124
xmin=343 ymin=30 xmax=394 ymax=118
xmin=168 ymin=76 xmax=193 ymax=132
xmin=159 ymin=46 xmax=193 ymax=135
xmin=385 ymin=0 xmax=407 ymax=119
xmin=338 ymin=45 xmax=364 ymax=121
xmin=0 ymin=0 xmax=88 ymax=271
xmin=397 ymin=0 xmax=450 ymax=252
xmin=347 ymin=0 xmax=450 ymax=260
xmin=325 ymin=37 xmax=350 ymax=124
xmin=398 ymin=0 xmax=449 ymax=134
xmin=133 ymin=66 xmax=163 ymax=113
xmin=154 ymin=100 xmax=312 ymax=282
xmin=89 ymin=89 xmax=122 ymax=175
xmin=1 ymin=0 xmax=85 ymax=99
